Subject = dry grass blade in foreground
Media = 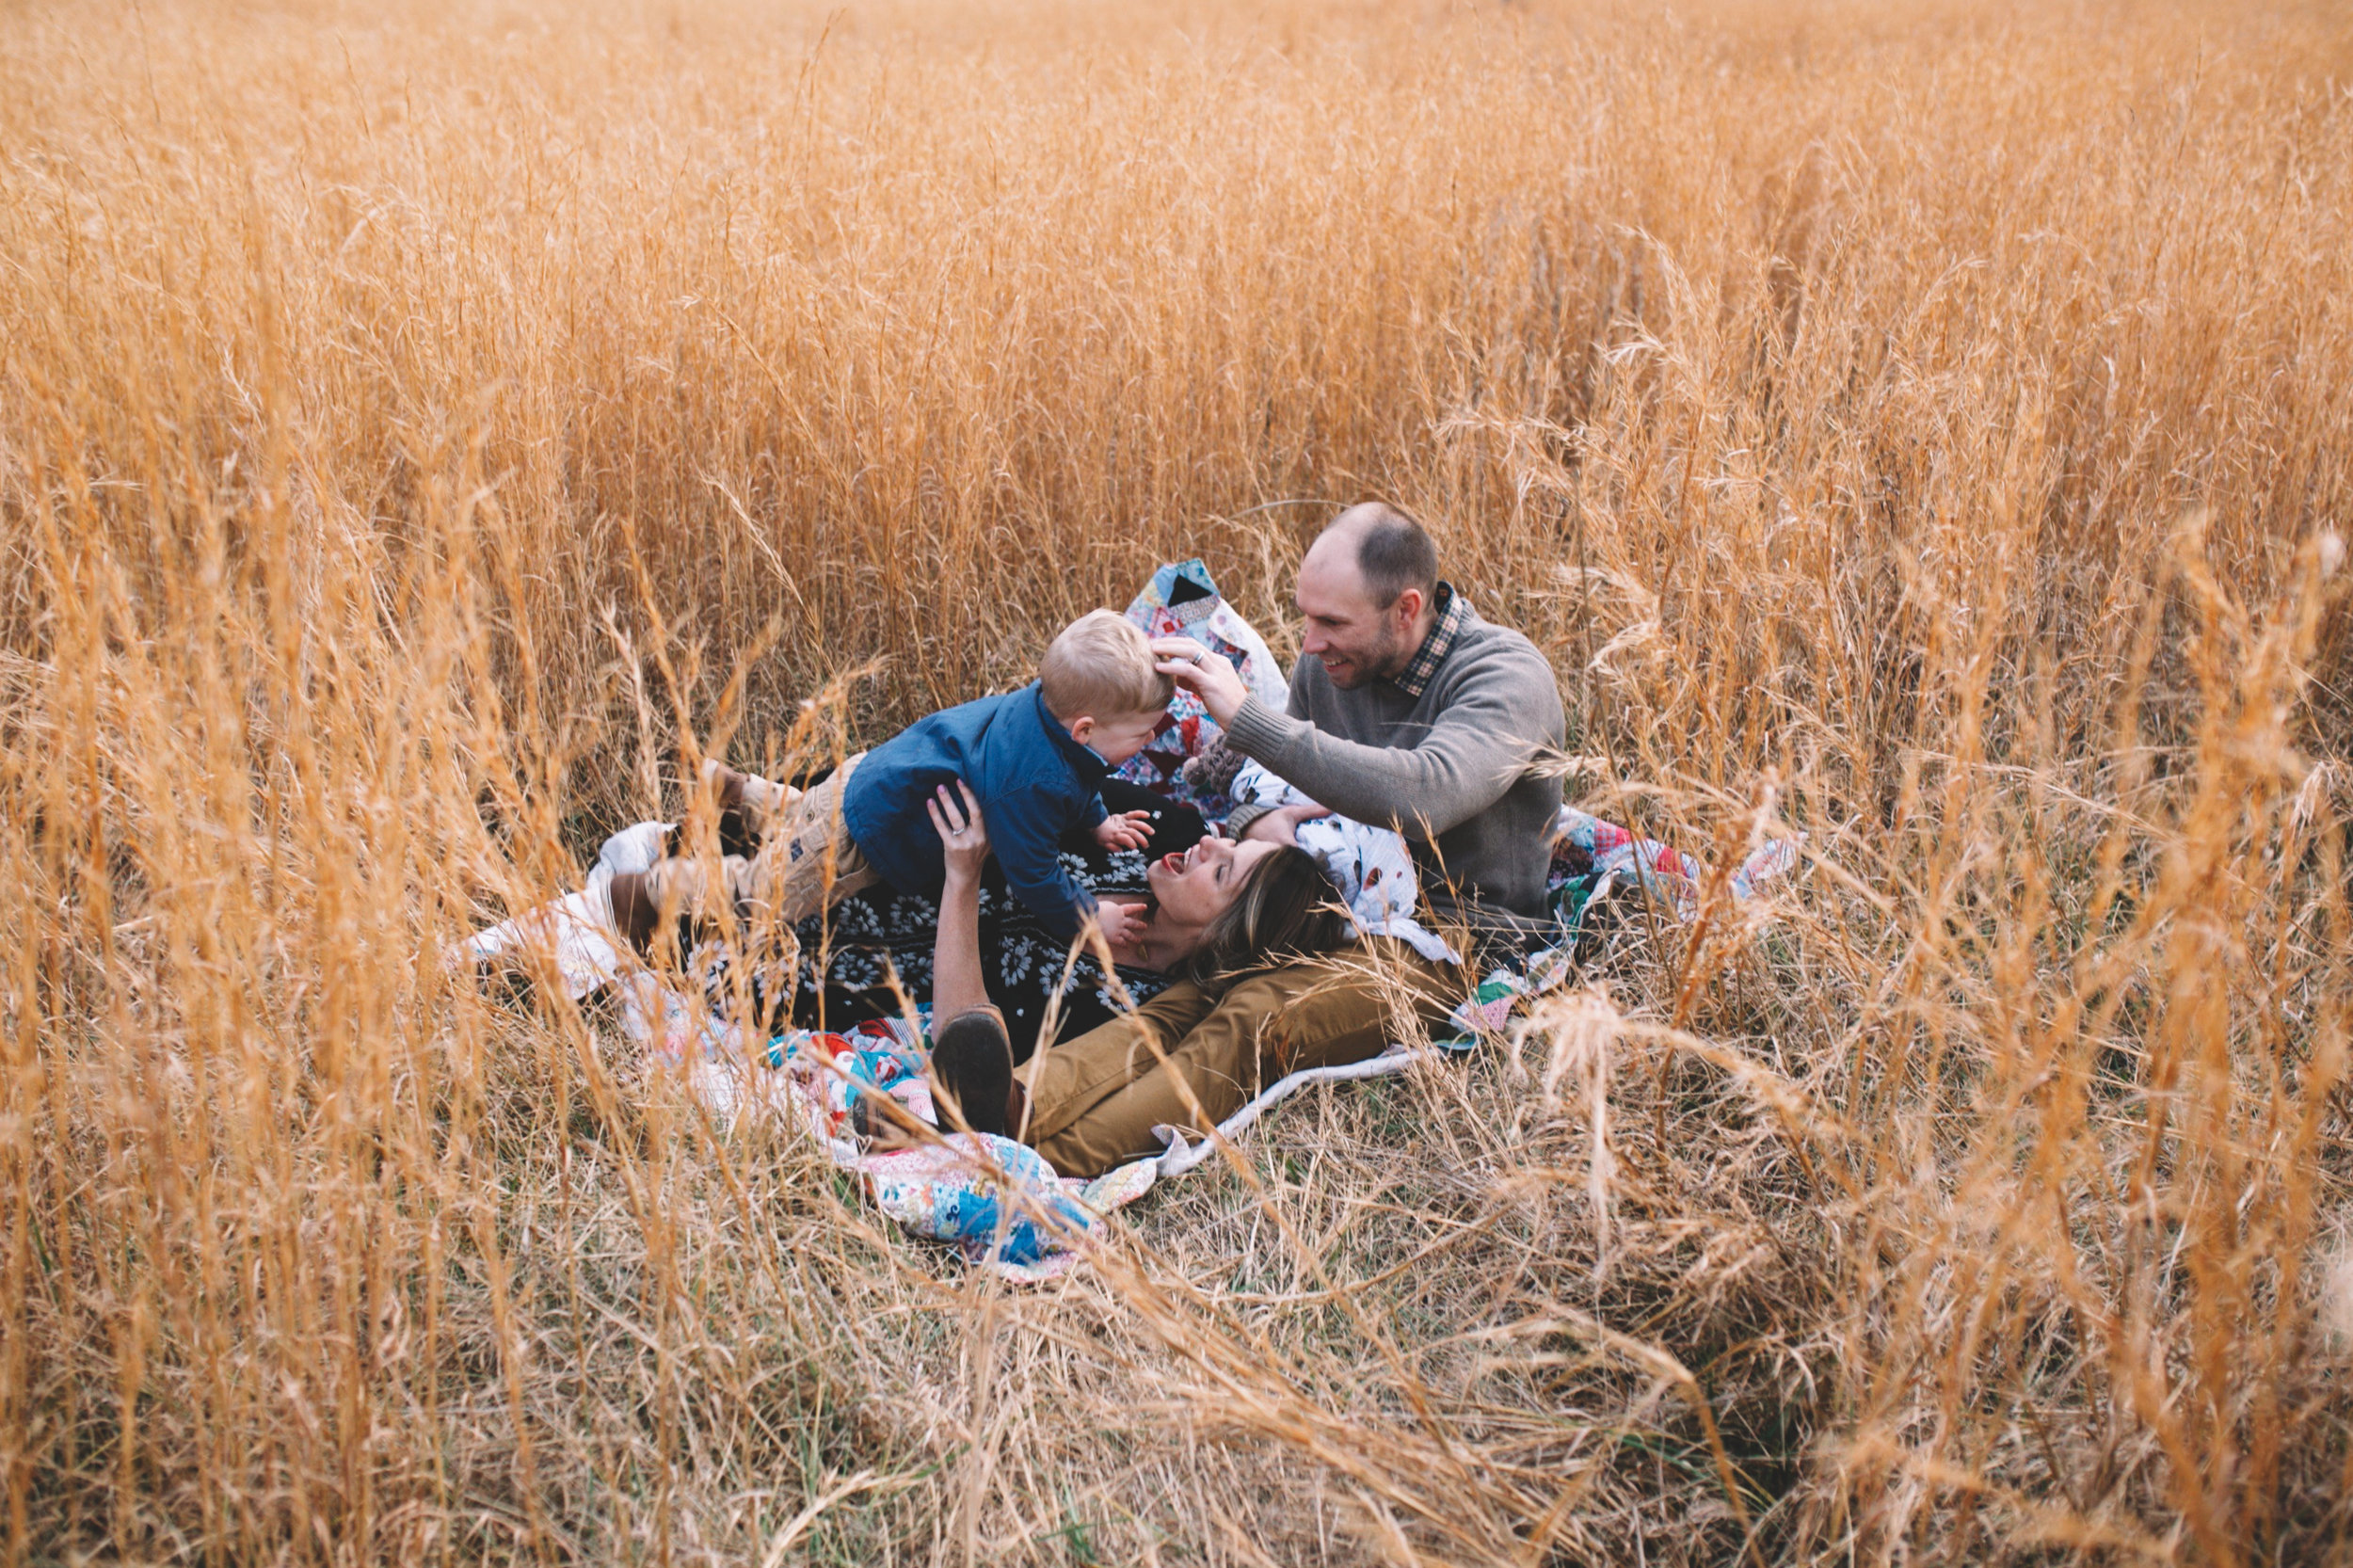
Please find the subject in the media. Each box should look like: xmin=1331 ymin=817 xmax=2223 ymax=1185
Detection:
xmin=2 ymin=0 xmax=2350 ymax=1560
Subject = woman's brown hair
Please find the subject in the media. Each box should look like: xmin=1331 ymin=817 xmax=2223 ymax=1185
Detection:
xmin=1181 ymin=843 xmax=1353 ymax=984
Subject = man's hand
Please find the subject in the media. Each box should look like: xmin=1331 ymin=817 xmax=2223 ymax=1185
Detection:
xmin=1091 ymin=809 xmax=1154 ymax=852
xmin=1092 ymin=900 xmax=1149 ymax=952
xmin=1238 ymin=801 xmax=1333 ymax=846
xmin=1151 ymin=637 xmax=1249 ymax=728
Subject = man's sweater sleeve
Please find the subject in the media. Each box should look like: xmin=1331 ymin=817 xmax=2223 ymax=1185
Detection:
xmin=1217 ymin=662 xmax=1311 ymax=840
xmin=1221 ymin=651 xmax=1557 ymax=841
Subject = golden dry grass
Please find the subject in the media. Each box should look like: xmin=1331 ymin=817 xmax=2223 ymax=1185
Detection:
xmin=4 ymin=0 xmax=2351 ymax=1560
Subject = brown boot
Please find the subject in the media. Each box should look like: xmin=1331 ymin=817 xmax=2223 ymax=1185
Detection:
xmin=700 ymin=758 xmax=798 ymax=829
xmin=930 ymin=1008 xmax=1015 ymax=1137
xmin=604 ymin=869 xmax=663 ymax=953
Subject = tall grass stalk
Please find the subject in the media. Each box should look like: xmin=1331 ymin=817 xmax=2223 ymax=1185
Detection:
xmin=3 ymin=0 xmax=2348 ymax=1560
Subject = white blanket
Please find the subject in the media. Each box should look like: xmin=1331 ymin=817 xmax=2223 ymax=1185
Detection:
xmin=1228 ymin=760 xmax=1462 ymax=966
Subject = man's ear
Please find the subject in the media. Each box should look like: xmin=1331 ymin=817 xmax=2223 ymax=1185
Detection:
xmin=1392 ymin=587 xmax=1426 ymax=630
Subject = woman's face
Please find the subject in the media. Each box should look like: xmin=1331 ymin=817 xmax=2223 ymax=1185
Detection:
xmin=1147 ymin=834 xmax=1278 ymax=933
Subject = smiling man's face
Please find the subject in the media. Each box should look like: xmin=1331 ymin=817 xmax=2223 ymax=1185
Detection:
xmin=1295 ymin=533 xmax=1420 ymax=690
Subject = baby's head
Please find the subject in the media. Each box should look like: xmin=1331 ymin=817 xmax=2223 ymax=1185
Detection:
xmin=1040 ymin=610 xmax=1175 ymax=765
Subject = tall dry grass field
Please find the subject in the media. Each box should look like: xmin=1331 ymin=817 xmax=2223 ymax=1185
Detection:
xmin=5 ymin=0 xmax=2351 ymax=1560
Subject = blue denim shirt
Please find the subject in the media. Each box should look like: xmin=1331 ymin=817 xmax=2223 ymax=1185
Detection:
xmin=840 ymin=682 xmax=1110 ymax=940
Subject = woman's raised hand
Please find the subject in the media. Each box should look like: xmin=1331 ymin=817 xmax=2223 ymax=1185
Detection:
xmin=926 ymin=780 xmax=990 ymax=881
xmin=924 ymin=780 xmax=993 ymax=1029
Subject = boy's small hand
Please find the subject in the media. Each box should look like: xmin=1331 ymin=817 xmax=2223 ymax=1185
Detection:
xmin=1092 ymin=900 xmax=1148 ymax=951
xmin=1092 ymin=810 xmax=1154 ymax=851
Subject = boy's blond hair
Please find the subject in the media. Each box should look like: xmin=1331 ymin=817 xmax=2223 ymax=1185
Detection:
xmin=1040 ymin=610 xmax=1174 ymax=721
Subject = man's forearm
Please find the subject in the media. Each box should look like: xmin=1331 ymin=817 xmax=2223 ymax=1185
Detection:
xmin=1220 ymin=694 xmax=1522 ymax=839
xmin=1223 ymin=801 xmax=1274 ymax=840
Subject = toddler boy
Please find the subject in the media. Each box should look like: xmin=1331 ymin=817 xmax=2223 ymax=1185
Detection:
xmin=604 ymin=610 xmax=1170 ymax=953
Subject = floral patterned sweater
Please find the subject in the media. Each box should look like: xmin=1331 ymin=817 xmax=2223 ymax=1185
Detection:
xmin=789 ymin=780 xmax=1208 ymax=1063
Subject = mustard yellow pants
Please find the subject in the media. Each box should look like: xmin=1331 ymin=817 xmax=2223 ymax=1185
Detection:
xmin=1017 ymin=937 xmax=1461 ymax=1177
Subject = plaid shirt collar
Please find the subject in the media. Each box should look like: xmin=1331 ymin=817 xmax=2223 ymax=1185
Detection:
xmin=1390 ymin=582 xmax=1466 ymax=698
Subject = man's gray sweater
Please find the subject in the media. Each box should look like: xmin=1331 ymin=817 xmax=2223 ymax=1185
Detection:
xmin=1223 ymin=604 xmax=1566 ymax=938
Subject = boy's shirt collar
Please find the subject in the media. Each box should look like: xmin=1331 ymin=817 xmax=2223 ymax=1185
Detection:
xmin=1031 ymin=682 xmax=1112 ymax=778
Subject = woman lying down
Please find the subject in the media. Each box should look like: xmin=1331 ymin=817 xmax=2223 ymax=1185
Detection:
xmin=461 ymin=767 xmax=1464 ymax=1178
xmin=883 ymin=779 xmax=1462 ymax=1177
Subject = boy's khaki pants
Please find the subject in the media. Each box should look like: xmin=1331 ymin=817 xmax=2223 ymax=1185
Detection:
xmin=635 ymin=752 xmax=879 ymax=934
xmin=1016 ymin=936 xmax=1461 ymax=1178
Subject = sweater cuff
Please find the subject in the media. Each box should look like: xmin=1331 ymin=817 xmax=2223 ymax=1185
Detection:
xmin=1222 ymin=802 xmax=1273 ymax=839
xmin=1221 ymin=694 xmax=1303 ymax=763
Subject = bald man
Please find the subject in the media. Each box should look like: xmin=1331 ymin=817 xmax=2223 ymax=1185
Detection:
xmin=995 ymin=503 xmax=1563 ymax=1175
xmin=1158 ymin=502 xmax=1565 ymax=947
